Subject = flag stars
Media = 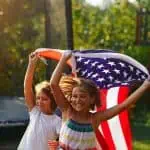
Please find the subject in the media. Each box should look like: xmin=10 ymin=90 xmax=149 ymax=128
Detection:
xmin=97 ymin=78 xmax=105 ymax=82
xmin=119 ymin=62 xmax=125 ymax=67
xmin=102 ymin=69 xmax=110 ymax=74
xmin=98 ymin=64 xmax=104 ymax=69
xmin=77 ymin=57 xmax=84 ymax=62
xmin=122 ymin=83 xmax=129 ymax=85
xmin=84 ymin=60 xmax=90 ymax=65
xmin=81 ymin=70 xmax=88 ymax=76
xmin=75 ymin=51 xmax=148 ymax=89
xmin=87 ymin=72 xmax=93 ymax=77
xmin=108 ymin=61 xmax=116 ymax=66
xmin=123 ymin=71 xmax=128 ymax=78
xmin=127 ymin=76 xmax=132 ymax=81
xmin=107 ymin=84 xmax=112 ymax=88
xmin=141 ymin=75 xmax=146 ymax=79
xmin=92 ymin=73 xmax=99 ymax=78
xmin=136 ymin=70 xmax=141 ymax=75
xmin=91 ymin=61 xmax=99 ymax=67
xmin=129 ymin=65 xmax=134 ymax=71
xmin=115 ymin=80 xmax=120 ymax=83
xmin=114 ymin=69 xmax=120 ymax=74
xmin=108 ymin=76 xmax=114 ymax=81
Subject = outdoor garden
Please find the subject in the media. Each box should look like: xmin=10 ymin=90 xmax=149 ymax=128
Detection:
xmin=0 ymin=0 xmax=150 ymax=149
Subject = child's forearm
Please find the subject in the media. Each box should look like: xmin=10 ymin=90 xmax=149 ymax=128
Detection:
xmin=50 ymin=57 xmax=67 ymax=85
xmin=50 ymin=55 xmax=71 ymax=111
xmin=94 ymin=80 xmax=150 ymax=125
xmin=24 ymin=62 xmax=36 ymax=89
xmin=24 ymin=62 xmax=36 ymax=110
xmin=122 ymin=80 xmax=149 ymax=109
xmin=24 ymin=52 xmax=38 ymax=110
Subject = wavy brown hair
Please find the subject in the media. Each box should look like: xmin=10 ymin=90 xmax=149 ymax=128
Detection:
xmin=59 ymin=75 xmax=100 ymax=110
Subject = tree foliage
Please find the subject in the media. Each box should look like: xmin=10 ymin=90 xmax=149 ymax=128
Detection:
xmin=0 ymin=0 xmax=68 ymax=96
xmin=0 ymin=0 xmax=149 ymax=96
xmin=0 ymin=0 xmax=45 ymax=96
xmin=72 ymin=0 xmax=150 ymax=65
xmin=73 ymin=0 xmax=136 ymax=49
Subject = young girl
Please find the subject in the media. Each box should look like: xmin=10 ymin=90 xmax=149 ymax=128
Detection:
xmin=50 ymin=52 xmax=150 ymax=149
xmin=18 ymin=52 xmax=61 ymax=150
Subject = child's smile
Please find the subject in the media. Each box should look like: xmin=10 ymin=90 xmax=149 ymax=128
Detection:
xmin=71 ymin=87 xmax=91 ymax=112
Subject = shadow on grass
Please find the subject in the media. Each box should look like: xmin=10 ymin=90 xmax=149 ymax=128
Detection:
xmin=0 ymin=126 xmax=27 ymax=150
xmin=131 ymin=123 xmax=150 ymax=150
xmin=131 ymin=123 xmax=150 ymax=141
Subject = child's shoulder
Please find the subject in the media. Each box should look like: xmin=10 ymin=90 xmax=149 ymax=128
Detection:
xmin=29 ymin=106 xmax=40 ymax=115
xmin=52 ymin=113 xmax=62 ymax=122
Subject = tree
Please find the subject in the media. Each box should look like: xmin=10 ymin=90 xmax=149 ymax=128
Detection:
xmin=72 ymin=0 xmax=136 ymax=50
xmin=0 ymin=0 xmax=45 ymax=96
xmin=0 ymin=0 xmax=68 ymax=96
xmin=72 ymin=0 xmax=149 ymax=65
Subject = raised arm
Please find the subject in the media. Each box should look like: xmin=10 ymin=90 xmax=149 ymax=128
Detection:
xmin=50 ymin=51 xmax=71 ymax=112
xmin=92 ymin=79 xmax=150 ymax=129
xmin=24 ymin=52 xmax=38 ymax=111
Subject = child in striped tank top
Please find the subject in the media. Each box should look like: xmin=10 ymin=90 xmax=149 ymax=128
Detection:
xmin=50 ymin=51 xmax=150 ymax=150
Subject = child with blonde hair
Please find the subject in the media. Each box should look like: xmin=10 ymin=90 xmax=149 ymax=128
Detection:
xmin=18 ymin=52 xmax=61 ymax=150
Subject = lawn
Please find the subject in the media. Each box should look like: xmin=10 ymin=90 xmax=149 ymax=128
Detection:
xmin=133 ymin=140 xmax=150 ymax=150
xmin=131 ymin=96 xmax=150 ymax=150
xmin=132 ymin=121 xmax=150 ymax=150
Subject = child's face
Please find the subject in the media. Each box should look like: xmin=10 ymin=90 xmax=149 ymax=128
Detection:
xmin=71 ymin=86 xmax=93 ymax=112
xmin=36 ymin=91 xmax=52 ymax=114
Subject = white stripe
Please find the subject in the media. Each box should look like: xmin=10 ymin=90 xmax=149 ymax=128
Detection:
xmin=97 ymin=125 xmax=105 ymax=149
xmin=106 ymin=87 xmax=128 ymax=150
xmin=96 ymin=125 xmax=103 ymax=150
xmin=98 ymin=125 xmax=104 ymax=136
xmin=95 ymin=138 xmax=102 ymax=150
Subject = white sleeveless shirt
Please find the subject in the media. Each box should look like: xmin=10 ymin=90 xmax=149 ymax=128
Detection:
xmin=17 ymin=106 xmax=61 ymax=150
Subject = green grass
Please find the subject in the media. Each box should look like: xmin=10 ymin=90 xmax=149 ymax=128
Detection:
xmin=133 ymin=140 xmax=150 ymax=150
xmin=131 ymin=101 xmax=150 ymax=150
xmin=132 ymin=123 xmax=150 ymax=150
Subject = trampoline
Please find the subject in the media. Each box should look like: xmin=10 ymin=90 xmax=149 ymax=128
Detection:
xmin=0 ymin=96 xmax=29 ymax=127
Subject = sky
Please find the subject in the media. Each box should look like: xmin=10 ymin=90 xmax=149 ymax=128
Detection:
xmin=86 ymin=0 xmax=137 ymax=10
xmin=86 ymin=0 xmax=113 ymax=6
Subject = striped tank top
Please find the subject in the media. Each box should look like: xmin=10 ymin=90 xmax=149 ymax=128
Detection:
xmin=59 ymin=119 xmax=97 ymax=150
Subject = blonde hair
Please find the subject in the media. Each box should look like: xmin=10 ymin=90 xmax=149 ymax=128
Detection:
xmin=59 ymin=75 xmax=100 ymax=110
xmin=35 ymin=81 xmax=57 ymax=112
xmin=59 ymin=75 xmax=76 ymax=101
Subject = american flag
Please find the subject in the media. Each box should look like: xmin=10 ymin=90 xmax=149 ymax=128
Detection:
xmin=95 ymin=86 xmax=132 ymax=150
xmin=72 ymin=50 xmax=148 ymax=89
xmin=37 ymin=48 xmax=149 ymax=150
xmin=71 ymin=49 xmax=149 ymax=150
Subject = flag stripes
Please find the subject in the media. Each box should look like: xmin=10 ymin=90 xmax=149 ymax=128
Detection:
xmin=96 ymin=86 xmax=132 ymax=150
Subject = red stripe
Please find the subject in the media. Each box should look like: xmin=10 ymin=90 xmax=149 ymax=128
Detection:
xmin=38 ymin=50 xmax=72 ymax=67
xmin=96 ymin=87 xmax=132 ymax=150
xmin=118 ymin=86 xmax=132 ymax=150
xmin=98 ymin=89 xmax=116 ymax=150
xmin=100 ymin=122 xmax=116 ymax=150
xmin=95 ymin=128 xmax=109 ymax=150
